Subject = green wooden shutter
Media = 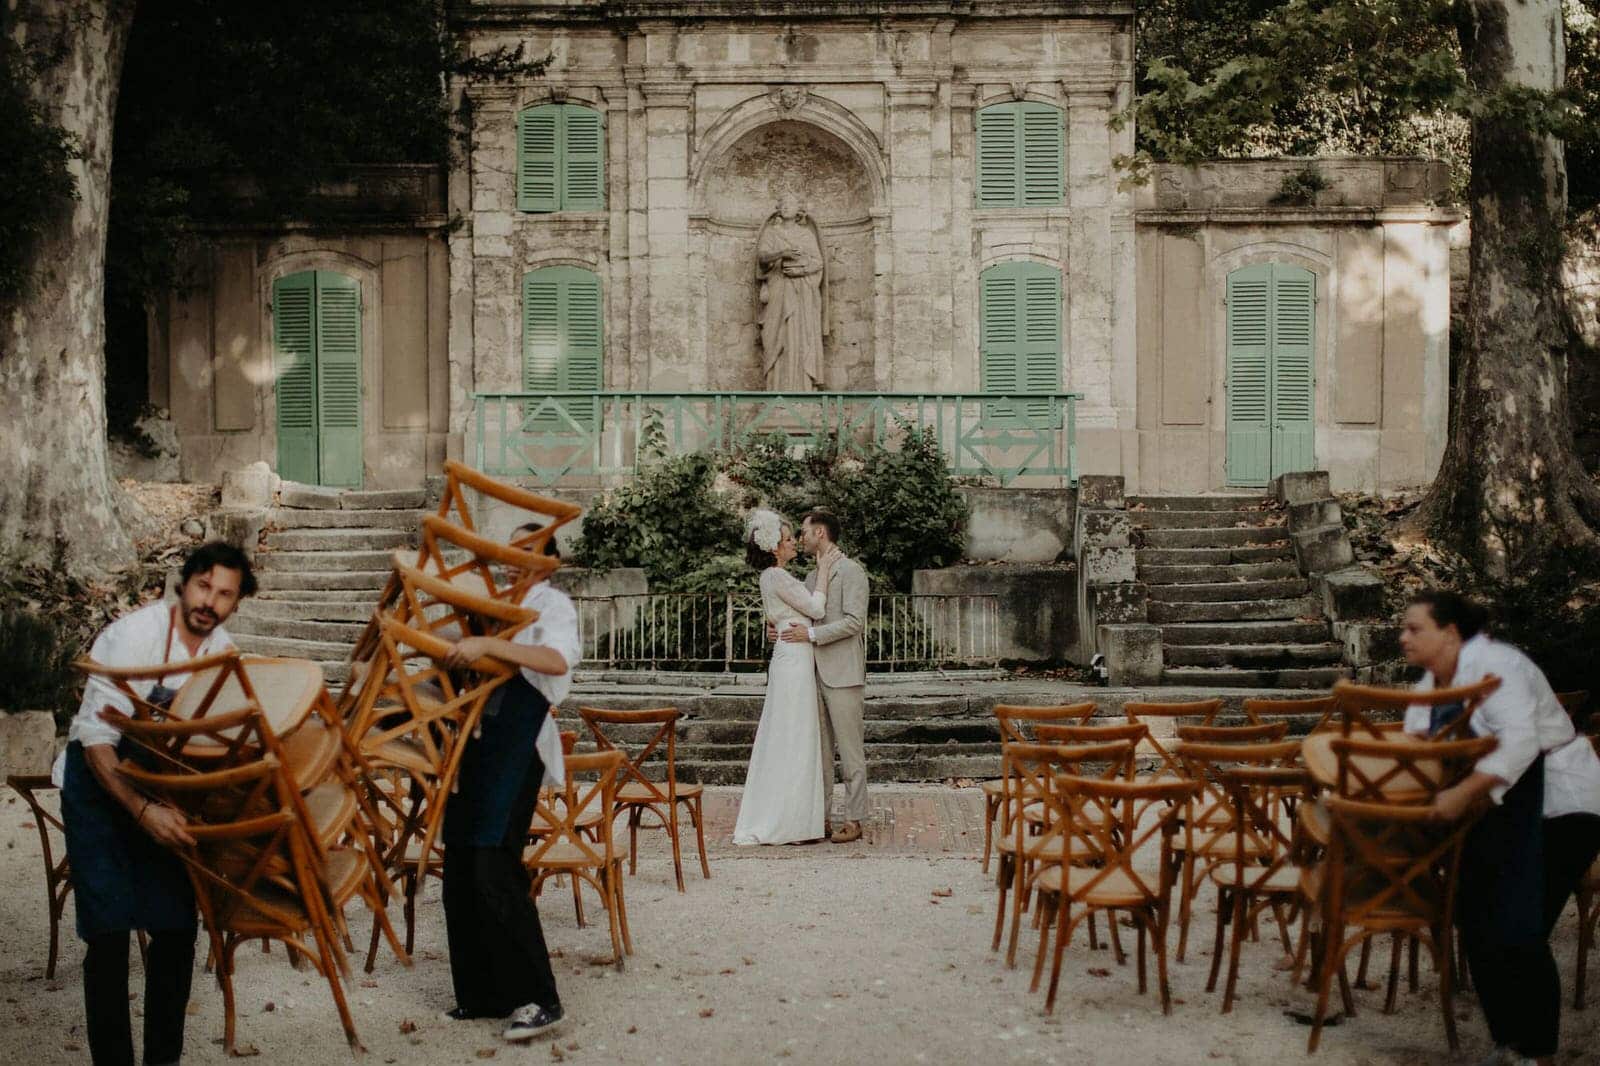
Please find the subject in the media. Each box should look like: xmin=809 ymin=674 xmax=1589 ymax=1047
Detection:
xmin=1270 ymin=266 xmax=1316 ymax=477
xmin=523 ymin=267 xmax=602 ymax=431
xmin=976 ymin=105 xmax=1020 ymax=207
xmin=272 ymin=272 xmax=318 ymax=485
xmin=1020 ymin=266 xmax=1063 ymax=423
xmin=1019 ymin=102 xmax=1064 ymax=207
xmin=562 ymin=106 xmax=605 ymax=210
xmin=517 ymin=105 xmax=560 ymax=213
xmin=1225 ymin=264 xmax=1274 ymax=487
xmin=314 ymin=271 xmax=363 ymax=488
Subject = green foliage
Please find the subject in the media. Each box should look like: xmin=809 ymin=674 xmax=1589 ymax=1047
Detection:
xmin=0 ymin=39 xmax=79 ymax=302
xmin=1469 ymin=567 xmax=1600 ymax=696
xmin=1269 ymin=165 xmax=1331 ymax=205
xmin=0 ymin=609 xmax=80 ymax=720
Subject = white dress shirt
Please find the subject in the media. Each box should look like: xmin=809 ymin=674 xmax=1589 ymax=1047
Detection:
xmin=1407 ymin=633 xmax=1600 ymax=817
xmin=51 ymin=600 xmax=235 ymax=785
xmin=511 ymin=582 xmax=581 ymax=789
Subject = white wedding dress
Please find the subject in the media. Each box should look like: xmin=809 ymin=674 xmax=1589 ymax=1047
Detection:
xmin=732 ymin=566 xmax=828 ymax=845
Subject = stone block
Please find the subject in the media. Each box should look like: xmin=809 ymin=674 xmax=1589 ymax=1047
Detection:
xmin=221 ymin=461 xmax=277 ymax=509
xmin=109 ymin=411 xmax=181 ymax=482
xmin=279 ymin=482 xmax=343 ymax=510
xmin=1077 ymin=510 xmax=1132 ymax=549
xmin=1088 ymin=581 xmax=1148 ymax=626
xmin=957 ymin=487 xmax=1076 ymax=563
xmin=1273 ymin=470 xmax=1332 ymax=506
xmin=550 ymin=567 xmax=648 ymax=599
xmin=1076 ymin=475 xmax=1125 ymax=510
xmin=1333 ymin=621 xmax=1402 ymax=666
xmin=423 ymin=475 xmax=445 ymax=510
xmin=204 ymin=509 xmax=268 ymax=557
xmin=912 ymin=563 xmax=1078 ymax=662
xmin=1286 ymin=499 xmax=1343 ymax=532
xmin=0 ymin=711 xmax=59 ymax=780
xmin=1083 ymin=544 xmax=1137 ymax=586
xmin=1099 ymin=625 xmax=1164 ymax=687
xmin=1319 ymin=566 xmax=1387 ymax=622
xmin=1292 ymin=524 xmax=1353 ymax=575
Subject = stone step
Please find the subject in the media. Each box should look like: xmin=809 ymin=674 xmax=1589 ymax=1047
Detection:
xmin=340 ymin=489 xmax=427 ymax=510
xmin=1131 ymin=509 xmax=1287 ymax=531
xmin=673 ymin=754 xmax=999 ymax=786
xmin=1138 ymin=545 xmax=1295 ymax=566
xmin=1126 ymin=495 xmax=1273 ymax=512
xmin=237 ymin=599 xmax=375 ymax=623
xmin=1138 ymin=527 xmax=1292 ymax=550
xmin=228 ymin=632 xmax=353 ymax=662
xmin=1161 ymin=666 xmax=1351 ymax=690
xmin=226 ymin=614 xmax=366 ymax=644
xmin=1138 ymin=560 xmax=1302 ymax=585
xmin=580 ymin=717 xmax=1003 ymax=748
xmin=263 ymin=528 xmax=416 ymax=552
xmin=1163 ymin=643 xmax=1345 ymax=669
xmin=256 ymin=569 xmax=391 ymax=592
xmin=254 ymin=549 xmax=397 ymax=573
xmin=1147 ymin=578 xmax=1310 ymax=604
xmin=266 ymin=508 xmax=425 ymax=531
xmin=1147 ymin=596 xmax=1321 ymax=624
xmin=1158 ymin=620 xmax=1332 ymax=646
xmin=255 ymin=588 xmax=384 ymax=603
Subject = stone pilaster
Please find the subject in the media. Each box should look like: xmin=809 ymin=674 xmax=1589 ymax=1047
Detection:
xmin=886 ymin=81 xmax=940 ymax=389
xmin=640 ymin=81 xmax=695 ymax=389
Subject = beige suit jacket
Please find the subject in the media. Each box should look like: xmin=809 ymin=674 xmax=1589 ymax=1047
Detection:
xmin=805 ymin=553 xmax=867 ymax=689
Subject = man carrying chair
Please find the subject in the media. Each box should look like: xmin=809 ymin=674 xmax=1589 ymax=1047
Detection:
xmin=54 ymin=542 xmax=256 ymax=1066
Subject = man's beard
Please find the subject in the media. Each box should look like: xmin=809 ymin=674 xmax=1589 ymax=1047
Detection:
xmin=183 ymin=604 xmax=220 ymax=635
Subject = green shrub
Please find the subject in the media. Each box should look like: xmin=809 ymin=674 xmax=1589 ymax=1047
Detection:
xmin=1467 ymin=568 xmax=1600 ymax=697
xmin=0 ymin=608 xmax=82 ymax=720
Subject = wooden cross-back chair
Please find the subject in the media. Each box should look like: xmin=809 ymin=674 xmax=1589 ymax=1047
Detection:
xmin=1204 ymin=754 xmax=1313 ymax=1014
xmin=1035 ymin=775 xmax=1201 ymax=1015
xmin=578 ymin=706 xmax=709 ymax=892
xmin=526 ymin=750 xmax=630 ymax=967
xmin=1307 ymin=795 xmax=1480 ymax=1054
xmin=8 ymin=775 xmax=75 ymax=979
xmin=1123 ymin=698 xmax=1226 ymax=780
xmin=1329 ymin=734 xmax=1499 ymax=808
xmin=979 ymin=702 xmax=1098 ymax=873
xmin=438 ymin=458 xmax=583 ymax=547
xmin=1171 ymin=738 xmax=1303 ymax=967
xmin=991 ymin=739 xmax=1135 ymax=971
xmin=1331 ymin=676 xmax=1502 ymax=741
xmin=121 ymin=750 xmax=363 ymax=1055
xmin=1243 ymin=695 xmax=1338 ymax=734
xmin=1175 ymin=721 xmax=1291 ymax=745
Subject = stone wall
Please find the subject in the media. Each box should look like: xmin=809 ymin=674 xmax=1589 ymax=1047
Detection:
xmin=1134 ymin=158 xmax=1459 ymax=493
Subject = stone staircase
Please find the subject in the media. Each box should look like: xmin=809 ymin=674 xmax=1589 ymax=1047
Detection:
xmin=1128 ymin=494 xmax=1351 ymax=689
xmin=227 ymin=486 xmax=428 ymax=682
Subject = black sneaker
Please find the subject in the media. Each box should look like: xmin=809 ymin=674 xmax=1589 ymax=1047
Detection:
xmin=502 ymin=1002 xmax=565 ymax=1042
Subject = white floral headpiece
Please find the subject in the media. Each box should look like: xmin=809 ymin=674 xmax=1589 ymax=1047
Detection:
xmin=746 ymin=508 xmax=783 ymax=553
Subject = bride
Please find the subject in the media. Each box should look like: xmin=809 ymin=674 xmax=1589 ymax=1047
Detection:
xmin=732 ymin=509 xmax=838 ymax=846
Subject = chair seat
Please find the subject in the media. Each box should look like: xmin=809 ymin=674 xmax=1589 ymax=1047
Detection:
xmin=980 ymin=779 xmax=1005 ymax=798
xmin=527 ymin=839 xmax=619 ymax=870
xmin=617 ymin=781 xmax=702 ymax=803
xmin=1023 ymin=801 xmax=1109 ymax=826
xmin=529 ymin=806 xmax=603 ymax=835
xmin=1209 ymin=863 xmax=1305 ymax=894
xmin=1178 ymin=835 xmax=1268 ymax=861
xmin=278 ymin=721 xmax=341 ymax=790
xmin=363 ymin=732 xmax=437 ymax=777
xmin=221 ymin=851 xmax=365 ymax=935
xmin=998 ymin=835 xmax=1103 ymax=862
xmin=1034 ymin=864 xmax=1152 ymax=907
xmin=1300 ymin=799 xmax=1331 ymax=846
xmin=303 ymin=781 xmax=358 ymax=843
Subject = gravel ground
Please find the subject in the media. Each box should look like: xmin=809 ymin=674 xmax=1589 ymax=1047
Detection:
xmin=1 ymin=786 xmax=1595 ymax=1065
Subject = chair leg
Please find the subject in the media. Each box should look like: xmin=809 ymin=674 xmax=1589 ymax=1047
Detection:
xmin=1176 ymin=853 xmax=1196 ymax=963
xmin=603 ymin=870 xmax=625 ymax=968
xmin=981 ymin=795 xmax=998 ymax=874
xmin=1438 ymin=925 xmax=1460 ymax=1052
xmin=689 ymin=795 xmax=711 ymax=880
xmin=45 ymin=891 xmax=63 ymax=981
xmin=403 ymin=871 xmax=419 ymax=956
xmin=1136 ymin=912 xmax=1148 ymax=995
xmin=1383 ymin=933 xmax=1403 ymax=1014
xmin=1043 ymin=899 xmax=1074 ymax=1015
xmin=1222 ymin=890 xmax=1248 ymax=1014
xmin=1108 ymin=909 xmax=1127 ymax=966
xmin=221 ymin=939 xmax=242 ymax=1056
xmin=1205 ymin=887 xmax=1228 ymax=994
xmin=1407 ymin=933 xmax=1420 ymax=992
xmin=368 ymin=887 xmax=411 ymax=969
xmin=668 ymin=795 xmax=686 ymax=893
xmin=627 ymin=808 xmax=640 ymax=876
xmin=990 ymin=856 xmax=1010 ymax=954
xmin=614 ymin=861 xmax=634 ymax=956
xmin=1354 ymin=936 xmax=1374 ymax=989
xmin=1088 ymin=910 xmax=1100 ymax=951
xmin=1155 ymin=909 xmax=1174 ymax=1016
xmin=1029 ymin=891 xmax=1057 ymax=993
xmin=1307 ymin=926 xmax=1345 ymax=1055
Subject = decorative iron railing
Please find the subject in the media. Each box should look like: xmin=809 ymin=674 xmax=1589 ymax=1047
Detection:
xmin=471 ymin=390 xmax=1079 ymax=486
xmin=573 ymin=593 xmax=1001 ymax=673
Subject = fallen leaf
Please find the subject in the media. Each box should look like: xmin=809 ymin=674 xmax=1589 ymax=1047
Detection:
xmin=718 ymin=968 xmax=735 ymax=975
xmin=699 ymin=1008 xmax=715 ymax=1018
xmin=741 ymin=957 xmax=754 ymax=966
xmin=931 ymin=887 xmax=953 ymax=897
xmin=360 ymin=979 xmax=379 ymax=988
xmin=626 ymin=1025 xmax=638 ymax=1034
xmin=1087 ymin=967 xmax=1112 ymax=978
xmin=398 ymin=1019 xmax=418 ymax=1034
xmin=549 ymin=1046 xmax=565 ymax=1061
xmin=262 ymin=1002 xmax=275 ymax=1013
xmin=475 ymin=1051 xmax=497 ymax=1060
xmin=63 ymin=1043 xmax=81 ymax=1052
xmin=186 ymin=1002 xmax=200 ymax=1016
xmin=565 ymin=1042 xmax=579 ymax=1051
xmin=235 ymin=1043 xmax=261 ymax=1057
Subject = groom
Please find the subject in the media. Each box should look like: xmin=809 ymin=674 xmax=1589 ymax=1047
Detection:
xmin=778 ymin=510 xmax=869 ymax=843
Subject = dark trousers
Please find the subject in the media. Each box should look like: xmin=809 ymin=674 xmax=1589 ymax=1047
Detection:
xmin=83 ymin=927 xmax=196 ymax=1066
xmin=441 ymin=744 xmax=560 ymax=1017
xmin=1462 ymin=811 xmax=1600 ymax=1058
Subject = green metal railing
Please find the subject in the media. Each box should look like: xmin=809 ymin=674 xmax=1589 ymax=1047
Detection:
xmin=471 ymin=390 xmax=1079 ymax=485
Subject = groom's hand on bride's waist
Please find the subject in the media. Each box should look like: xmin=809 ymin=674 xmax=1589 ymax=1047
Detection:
xmin=779 ymin=622 xmax=811 ymax=644
xmin=765 ymin=621 xmax=778 ymax=642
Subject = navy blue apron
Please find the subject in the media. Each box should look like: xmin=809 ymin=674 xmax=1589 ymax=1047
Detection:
xmin=1457 ymin=753 xmax=1546 ymax=949
xmin=444 ymin=673 xmax=551 ymax=849
xmin=61 ymin=611 xmax=197 ymax=939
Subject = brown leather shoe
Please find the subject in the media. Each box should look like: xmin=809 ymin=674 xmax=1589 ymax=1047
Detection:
xmin=829 ymin=820 xmax=863 ymax=844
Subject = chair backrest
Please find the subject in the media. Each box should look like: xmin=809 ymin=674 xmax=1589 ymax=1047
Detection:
xmin=75 ymin=649 xmax=249 ymax=729
xmin=1323 ymin=795 xmax=1473 ymax=930
xmin=438 ymin=459 xmax=583 ymax=544
xmin=1175 ymin=721 xmax=1290 ymax=745
xmin=1124 ymin=698 xmax=1225 ymax=778
xmin=1001 ymin=740 xmax=1134 ymax=863
xmin=1034 ymin=721 xmax=1148 ymax=756
xmin=991 ymin=702 xmax=1098 ymax=744
xmin=1242 ymin=694 xmax=1338 ymax=733
xmin=1053 ymin=776 xmax=1201 ymax=904
xmin=1329 ymin=733 xmax=1499 ymax=804
xmin=1174 ymin=739 xmax=1303 ymax=863
xmin=578 ymin=706 xmax=684 ymax=803
xmin=357 ymin=616 xmax=518 ymax=761
xmin=524 ymin=749 xmax=625 ymax=869
xmin=1218 ymin=763 xmax=1313 ymax=891
xmin=1332 ymin=676 xmax=1501 ymax=740
xmin=412 ymin=515 xmax=561 ymax=603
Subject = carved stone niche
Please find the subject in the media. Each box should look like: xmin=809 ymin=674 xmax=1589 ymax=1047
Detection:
xmin=696 ymin=119 xmax=876 ymax=392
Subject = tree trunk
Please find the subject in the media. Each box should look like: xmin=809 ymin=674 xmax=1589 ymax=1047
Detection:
xmin=0 ymin=0 xmax=138 ymax=573
xmin=1414 ymin=0 xmax=1600 ymax=578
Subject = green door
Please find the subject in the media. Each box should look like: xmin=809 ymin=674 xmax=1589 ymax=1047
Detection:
xmin=272 ymin=270 xmax=363 ymax=487
xmin=522 ymin=266 xmax=602 ymax=430
xmin=1225 ymin=263 xmax=1315 ymax=487
xmin=979 ymin=260 xmax=1062 ymax=425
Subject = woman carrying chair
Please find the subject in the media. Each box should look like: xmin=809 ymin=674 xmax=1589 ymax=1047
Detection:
xmin=438 ymin=526 xmax=580 ymax=1044
xmin=1400 ymin=590 xmax=1600 ymax=1066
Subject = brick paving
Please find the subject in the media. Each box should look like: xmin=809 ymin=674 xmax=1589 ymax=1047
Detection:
xmin=694 ymin=784 xmax=988 ymax=857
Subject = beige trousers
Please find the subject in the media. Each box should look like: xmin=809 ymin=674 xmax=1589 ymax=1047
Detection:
xmin=817 ymin=682 xmax=868 ymax=822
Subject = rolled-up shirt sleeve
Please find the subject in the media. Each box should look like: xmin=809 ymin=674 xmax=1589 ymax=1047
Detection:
xmin=1473 ymin=668 xmax=1542 ymax=804
xmin=515 ymin=589 xmax=581 ymax=673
